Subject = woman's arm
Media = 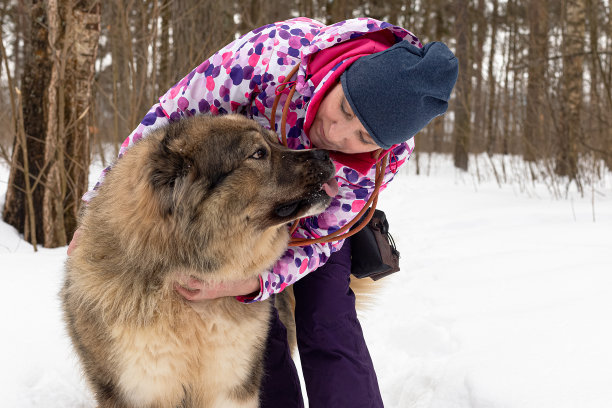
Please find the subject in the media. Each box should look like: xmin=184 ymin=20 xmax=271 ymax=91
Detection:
xmin=174 ymin=275 xmax=260 ymax=300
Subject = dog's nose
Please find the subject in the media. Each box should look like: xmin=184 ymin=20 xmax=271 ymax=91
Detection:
xmin=310 ymin=149 xmax=329 ymax=162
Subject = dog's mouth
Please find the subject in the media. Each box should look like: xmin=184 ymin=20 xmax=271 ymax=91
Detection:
xmin=274 ymin=200 xmax=304 ymax=218
xmin=321 ymin=177 xmax=339 ymax=197
xmin=274 ymin=177 xmax=338 ymax=219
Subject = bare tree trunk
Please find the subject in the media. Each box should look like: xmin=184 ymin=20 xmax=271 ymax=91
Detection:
xmin=172 ymin=0 xmax=233 ymax=79
xmin=42 ymin=0 xmax=65 ymax=246
xmin=486 ymin=0 xmax=499 ymax=155
xmin=386 ymin=0 xmax=404 ymax=26
xmin=509 ymin=0 xmax=520 ymax=156
xmin=557 ymin=0 xmax=585 ymax=181
xmin=473 ymin=0 xmax=487 ymax=152
xmin=46 ymin=0 xmax=100 ymax=246
xmin=150 ymin=0 xmax=159 ymax=102
xmin=501 ymin=10 xmax=511 ymax=156
xmin=368 ymin=0 xmax=398 ymax=22
xmin=238 ymin=0 xmax=263 ymax=29
xmin=62 ymin=0 xmax=100 ymax=239
xmin=0 ymin=28 xmax=38 ymax=250
xmin=585 ymin=0 xmax=607 ymax=165
xmin=3 ymin=0 xmax=50 ymax=245
xmin=326 ymin=0 xmax=342 ymax=23
xmin=524 ymin=0 xmax=549 ymax=162
xmin=237 ymin=0 xmax=295 ymax=33
xmin=453 ymin=0 xmax=471 ymax=170
xmin=607 ymin=0 xmax=612 ymax=169
xmin=157 ymin=0 xmax=171 ymax=97
xmin=297 ymin=0 xmax=314 ymax=18
xmin=402 ymin=0 xmax=415 ymax=29
xmin=109 ymin=0 xmax=129 ymax=153
xmin=133 ymin=0 xmax=153 ymax=120
xmin=419 ymin=0 xmax=432 ymax=40
xmin=431 ymin=0 xmax=448 ymax=153
xmin=9 ymin=0 xmax=28 ymax=89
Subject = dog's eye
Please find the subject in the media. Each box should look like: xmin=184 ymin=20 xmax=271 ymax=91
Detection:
xmin=249 ymin=148 xmax=267 ymax=160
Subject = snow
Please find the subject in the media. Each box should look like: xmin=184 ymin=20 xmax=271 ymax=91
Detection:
xmin=1 ymin=155 xmax=611 ymax=407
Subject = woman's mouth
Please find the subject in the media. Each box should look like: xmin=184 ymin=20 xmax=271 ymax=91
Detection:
xmin=316 ymin=123 xmax=330 ymax=149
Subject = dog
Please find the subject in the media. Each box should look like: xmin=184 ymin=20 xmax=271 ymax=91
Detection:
xmin=61 ymin=114 xmax=337 ymax=408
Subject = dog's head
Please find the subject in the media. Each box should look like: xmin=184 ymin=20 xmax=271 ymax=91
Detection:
xmin=142 ymin=114 xmax=336 ymax=275
xmin=149 ymin=115 xmax=336 ymax=226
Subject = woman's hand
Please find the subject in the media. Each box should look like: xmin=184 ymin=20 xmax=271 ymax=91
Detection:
xmin=174 ymin=274 xmax=260 ymax=301
xmin=69 ymin=227 xmax=259 ymax=301
xmin=69 ymin=226 xmax=258 ymax=301
xmin=67 ymin=227 xmax=82 ymax=256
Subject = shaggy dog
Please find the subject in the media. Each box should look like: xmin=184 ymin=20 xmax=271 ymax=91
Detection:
xmin=62 ymin=114 xmax=337 ymax=408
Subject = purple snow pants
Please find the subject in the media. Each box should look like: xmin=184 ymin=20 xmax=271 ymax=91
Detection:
xmin=259 ymin=239 xmax=384 ymax=407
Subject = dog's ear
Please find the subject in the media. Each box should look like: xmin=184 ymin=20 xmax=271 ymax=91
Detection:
xmin=149 ymin=123 xmax=194 ymax=215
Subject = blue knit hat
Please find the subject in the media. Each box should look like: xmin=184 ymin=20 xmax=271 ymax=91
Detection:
xmin=340 ymin=41 xmax=458 ymax=149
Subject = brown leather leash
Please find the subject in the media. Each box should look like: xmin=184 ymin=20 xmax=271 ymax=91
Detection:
xmin=269 ymin=64 xmax=388 ymax=247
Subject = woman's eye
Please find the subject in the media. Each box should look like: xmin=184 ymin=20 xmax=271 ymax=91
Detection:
xmin=250 ymin=148 xmax=267 ymax=159
xmin=341 ymin=100 xmax=353 ymax=119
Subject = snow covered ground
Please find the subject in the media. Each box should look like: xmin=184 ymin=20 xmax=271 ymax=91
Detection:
xmin=1 ymin=154 xmax=611 ymax=407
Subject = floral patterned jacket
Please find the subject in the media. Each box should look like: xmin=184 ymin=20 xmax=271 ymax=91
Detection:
xmin=86 ymin=17 xmax=421 ymax=302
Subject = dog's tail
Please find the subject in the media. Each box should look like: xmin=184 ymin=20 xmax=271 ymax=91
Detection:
xmin=275 ymin=287 xmax=297 ymax=351
xmin=350 ymin=275 xmax=383 ymax=313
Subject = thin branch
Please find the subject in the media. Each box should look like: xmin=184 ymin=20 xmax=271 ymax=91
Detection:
xmin=94 ymin=80 xmax=130 ymax=125
xmin=577 ymin=137 xmax=612 ymax=158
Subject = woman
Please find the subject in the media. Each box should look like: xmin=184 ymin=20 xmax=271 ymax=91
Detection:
xmin=80 ymin=17 xmax=458 ymax=407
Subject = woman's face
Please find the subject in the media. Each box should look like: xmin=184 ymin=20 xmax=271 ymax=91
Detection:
xmin=309 ymin=82 xmax=380 ymax=154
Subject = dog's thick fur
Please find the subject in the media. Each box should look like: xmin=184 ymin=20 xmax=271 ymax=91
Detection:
xmin=61 ymin=114 xmax=336 ymax=408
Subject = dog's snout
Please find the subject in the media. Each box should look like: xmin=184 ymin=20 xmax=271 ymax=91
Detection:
xmin=310 ymin=149 xmax=329 ymax=162
xmin=287 ymin=148 xmax=330 ymax=165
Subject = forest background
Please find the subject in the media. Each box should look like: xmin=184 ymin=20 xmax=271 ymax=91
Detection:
xmin=0 ymin=0 xmax=611 ymax=250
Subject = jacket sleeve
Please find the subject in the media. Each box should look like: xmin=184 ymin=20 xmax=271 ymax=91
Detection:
xmin=237 ymin=140 xmax=413 ymax=303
